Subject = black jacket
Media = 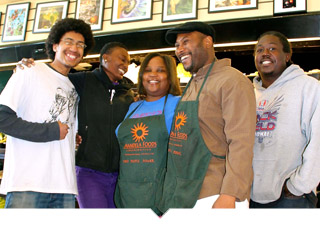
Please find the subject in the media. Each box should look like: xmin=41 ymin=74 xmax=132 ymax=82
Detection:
xmin=70 ymin=66 xmax=134 ymax=173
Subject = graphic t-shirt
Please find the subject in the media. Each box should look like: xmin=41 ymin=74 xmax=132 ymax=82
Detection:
xmin=0 ymin=63 xmax=78 ymax=195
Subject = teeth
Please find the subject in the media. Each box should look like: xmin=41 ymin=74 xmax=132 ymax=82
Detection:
xmin=262 ymin=60 xmax=271 ymax=65
xmin=119 ymin=68 xmax=125 ymax=74
xmin=149 ymin=80 xmax=159 ymax=83
xmin=67 ymin=54 xmax=76 ymax=59
xmin=180 ymin=55 xmax=189 ymax=61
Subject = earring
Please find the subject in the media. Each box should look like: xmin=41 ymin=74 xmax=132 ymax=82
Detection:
xmin=104 ymin=59 xmax=108 ymax=63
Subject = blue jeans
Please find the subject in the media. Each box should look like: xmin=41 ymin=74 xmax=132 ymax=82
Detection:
xmin=5 ymin=191 xmax=75 ymax=208
xmin=250 ymin=191 xmax=318 ymax=208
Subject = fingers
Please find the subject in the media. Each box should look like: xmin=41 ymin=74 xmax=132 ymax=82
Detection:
xmin=17 ymin=58 xmax=35 ymax=68
xmin=58 ymin=121 xmax=69 ymax=140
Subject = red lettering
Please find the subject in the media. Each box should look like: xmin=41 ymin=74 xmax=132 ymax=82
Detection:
xmin=256 ymin=122 xmax=276 ymax=131
xmin=143 ymin=159 xmax=154 ymax=163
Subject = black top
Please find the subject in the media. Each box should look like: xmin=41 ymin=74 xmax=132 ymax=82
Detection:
xmin=70 ymin=65 xmax=134 ymax=173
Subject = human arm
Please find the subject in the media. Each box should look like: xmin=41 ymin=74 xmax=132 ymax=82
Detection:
xmin=286 ymin=82 xmax=320 ymax=196
xmin=212 ymin=194 xmax=236 ymax=208
xmin=219 ymin=76 xmax=256 ymax=203
xmin=14 ymin=58 xmax=35 ymax=72
xmin=0 ymin=104 xmax=62 ymax=142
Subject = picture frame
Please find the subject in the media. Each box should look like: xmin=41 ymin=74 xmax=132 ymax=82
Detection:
xmin=162 ymin=0 xmax=197 ymax=22
xmin=33 ymin=1 xmax=69 ymax=33
xmin=209 ymin=0 xmax=257 ymax=13
xmin=274 ymin=0 xmax=306 ymax=15
xmin=2 ymin=3 xmax=30 ymax=42
xmin=111 ymin=0 xmax=152 ymax=24
xmin=76 ymin=0 xmax=105 ymax=31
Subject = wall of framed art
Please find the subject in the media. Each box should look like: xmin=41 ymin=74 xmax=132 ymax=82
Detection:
xmin=0 ymin=0 xmax=319 ymax=47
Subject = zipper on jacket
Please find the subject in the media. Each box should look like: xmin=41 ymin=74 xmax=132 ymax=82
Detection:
xmin=109 ymin=89 xmax=115 ymax=104
xmin=109 ymin=95 xmax=114 ymax=172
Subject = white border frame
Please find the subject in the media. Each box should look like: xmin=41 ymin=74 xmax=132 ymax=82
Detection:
xmin=33 ymin=1 xmax=69 ymax=33
xmin=274 ymin=0 xmax=306 ymax=15
xmin=111 ymin=0 xmax=152 ymax=24
xmin=162 ymin=0 xmax=197 ymax=22
xmin=76 ymin=0 xmax=105 ymax=31
xmin=2 ymin=3 xmax=30 ymax=42
xmin=209 ymin=0 xmax=257 ymax=13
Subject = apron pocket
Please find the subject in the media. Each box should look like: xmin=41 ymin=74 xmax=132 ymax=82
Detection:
xmin=116 ymin=179 xmax=156 ymax=208
xmin=173 ymin=177 xmax=203 ymax=208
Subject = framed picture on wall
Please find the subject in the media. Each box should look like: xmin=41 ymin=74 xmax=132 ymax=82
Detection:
xmin=2 ymin=3 xmax=30 ymax=42
xmin=33 ymin=1 xmax=69 ymax=33
xmin=162 ymin=0 xmax=197 ymax=22
xmin=209 ymin=0 xmax=257 ymax=13
xmin=111 ymin=0 xmax=152 ymax=24
xmin=274 ymin=0 xmax=306 ymax=15
xmin=76 ymin=0 xmax=105 ymax=31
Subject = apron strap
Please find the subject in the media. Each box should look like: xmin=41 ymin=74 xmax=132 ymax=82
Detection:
xmin=162 ymin=94 xmax=169 ymax=113
xmin=125 ymin=102 xmax=143 ymax=119
xmin=196 ymin=61 xmax=215 ymax=101
xmin=181 ymin=59 xmax=216 ymax=101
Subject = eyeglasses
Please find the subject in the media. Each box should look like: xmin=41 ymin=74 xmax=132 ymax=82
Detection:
xmin=60 ymin=38 xmax=87 ymax=49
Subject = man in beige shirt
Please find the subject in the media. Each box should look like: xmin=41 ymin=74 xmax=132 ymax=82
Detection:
xmin=158 ymin=21 xmax=256 ymax=212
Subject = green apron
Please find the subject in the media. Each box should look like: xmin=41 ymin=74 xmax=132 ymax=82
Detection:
xmin=115 ymin=96 xmax=169 ymax=215
xmin=158 ymin=62 xmax=225 ymax=213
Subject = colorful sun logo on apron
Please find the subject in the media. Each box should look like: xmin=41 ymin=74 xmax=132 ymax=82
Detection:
xmin=175 ymin=111 xmax=187 ymax=131
xmin=131 ymin=122 xmax=149 ymax=142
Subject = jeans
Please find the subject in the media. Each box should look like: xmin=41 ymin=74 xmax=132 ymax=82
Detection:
xmin=250 ymin=191 xmax=318 ymax=208
xmin=5 ymin=191 xmax=75 ymax=208
xmin=76 ymin=166 xmax=118 ymax=208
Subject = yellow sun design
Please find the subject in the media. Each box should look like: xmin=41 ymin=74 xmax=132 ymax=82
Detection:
xmin=175 ymin=111 xmax=187 ymax=131
xmin=131 ymin=122 xmax=149 ymax=142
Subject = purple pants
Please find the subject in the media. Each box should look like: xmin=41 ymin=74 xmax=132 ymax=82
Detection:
xmin=76 ymin=166 xmax=118 ymax=208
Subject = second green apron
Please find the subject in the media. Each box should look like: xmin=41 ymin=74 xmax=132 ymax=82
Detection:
xmin=158 ymin=62 xmax=225 ymax=213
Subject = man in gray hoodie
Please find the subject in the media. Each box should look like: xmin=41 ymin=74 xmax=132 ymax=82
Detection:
xmin=250 ymin=31 xmax=320 ymax=208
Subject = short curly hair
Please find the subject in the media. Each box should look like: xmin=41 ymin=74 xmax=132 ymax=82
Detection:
xmin=45 ymin=18 xmax=95 ymax=60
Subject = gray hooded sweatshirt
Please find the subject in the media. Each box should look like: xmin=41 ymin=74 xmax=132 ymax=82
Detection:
xmin=251 ymin=64 xmax=320 ymax=203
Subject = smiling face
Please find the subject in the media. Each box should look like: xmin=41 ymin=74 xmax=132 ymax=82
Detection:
xmin=254 ymin=34 xmax=291 ymax=87
xmin=142 ymin=56 xmax=170 ymax=102
xmin=51 ymin=31 xmax=85 ymax=76
xmin=175 ymin=31 xmax=211 ymax=74
xmin=102 ymin=47 xmax=130 ymax=82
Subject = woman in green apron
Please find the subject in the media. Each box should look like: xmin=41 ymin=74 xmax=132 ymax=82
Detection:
xmin=115 ymin=53 xmax=181 ymax=215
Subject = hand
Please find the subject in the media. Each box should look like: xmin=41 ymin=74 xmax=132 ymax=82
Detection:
xmin=212 ymin=194 xmax=236 ymax=208
xmin=75 ymin=133 xmax=82 ymax=149
xmin=58 ymin=121 xmax=69 ymax=140
xmin=14 ymin=58 xmax=35 ymax=73
xmin=283 ymin=183 xmax=298 ymax=198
